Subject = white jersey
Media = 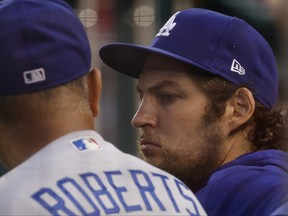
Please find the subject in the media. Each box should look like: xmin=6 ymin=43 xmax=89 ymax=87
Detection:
xmin=0 ymin=130 xmax=206 ymax=216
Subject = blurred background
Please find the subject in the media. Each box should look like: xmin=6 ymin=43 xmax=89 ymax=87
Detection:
xmin=1 ymin=0 xmax=288 ymax=175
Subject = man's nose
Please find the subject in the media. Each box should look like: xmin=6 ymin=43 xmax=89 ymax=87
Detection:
xmin=131 ymin=99 xmax=157 ymax=128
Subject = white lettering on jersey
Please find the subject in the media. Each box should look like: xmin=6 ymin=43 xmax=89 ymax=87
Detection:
xmin=156 ymin=11 xmax=180 ymax=37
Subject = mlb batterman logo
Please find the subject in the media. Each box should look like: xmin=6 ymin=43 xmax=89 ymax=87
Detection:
xmin=23 ymin=68 xmax=46 ymax=84
xmin=71 ymin=137 xmax=102 ymax=152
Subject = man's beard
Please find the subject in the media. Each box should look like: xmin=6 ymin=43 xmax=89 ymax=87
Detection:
xmin=137 ymin=116 xmax=225 ymax=193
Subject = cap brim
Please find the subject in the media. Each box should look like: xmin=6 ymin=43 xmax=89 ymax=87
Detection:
xmin=99 ymin=42 xmax=211 ymax=79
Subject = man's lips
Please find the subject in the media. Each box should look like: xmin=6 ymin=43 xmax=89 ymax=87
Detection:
xmin=139 ymin=139 xmax=161 ymax=149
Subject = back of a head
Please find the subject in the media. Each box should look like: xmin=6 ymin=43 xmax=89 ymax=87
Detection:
xmin=0 ymin=0 xmax=91 ymax=95
xmin=0 ymin=0 xmax=92 ymax=125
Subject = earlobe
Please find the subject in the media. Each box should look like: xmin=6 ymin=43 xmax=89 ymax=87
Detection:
xmin=228 ymin=88 xmax=255 ymax=131
xmin=87 ymin=68 xmax=102 ymax=117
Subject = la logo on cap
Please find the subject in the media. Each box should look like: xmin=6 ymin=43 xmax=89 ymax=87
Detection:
xmin=156 ymin=11 xmax=180 ymax=37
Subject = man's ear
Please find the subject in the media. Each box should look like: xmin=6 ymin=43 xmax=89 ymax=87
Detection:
xmin=226 ymin=87 xmax=255 ymax=132
xmin=87 ymin=68 xmax=102 ymax=117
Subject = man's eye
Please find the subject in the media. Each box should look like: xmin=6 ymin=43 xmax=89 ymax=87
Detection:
xmin=158 ymin=94 xmax=178 ymax=103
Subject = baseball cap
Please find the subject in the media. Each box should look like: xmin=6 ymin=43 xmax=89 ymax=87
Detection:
xmin=99 ymin=8 xmax=278 ymax=109
xmin=0 ymin=0 xmax=91 ymax=95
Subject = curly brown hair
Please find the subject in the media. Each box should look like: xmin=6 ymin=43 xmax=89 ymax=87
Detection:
xmin=193 ymin=72 xmax=288 ymax=151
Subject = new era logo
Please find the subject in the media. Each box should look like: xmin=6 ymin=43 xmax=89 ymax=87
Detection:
xmin=71 ymin=137 xmax=102 ymax=152
xmin=231 ymin=59 xmax=245 ymax=75
xmin=23 ymin=68 xmax=46 ymax=84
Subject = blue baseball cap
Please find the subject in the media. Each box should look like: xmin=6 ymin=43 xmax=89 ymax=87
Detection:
xmin=99 ymin=8 xmax=278 ymax=109
xmin=0 ymin=0 xmax=91 ymax=95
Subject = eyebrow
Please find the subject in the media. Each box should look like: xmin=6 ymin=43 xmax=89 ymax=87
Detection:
xmin=136 ymin=80 xmax=181 ymax=94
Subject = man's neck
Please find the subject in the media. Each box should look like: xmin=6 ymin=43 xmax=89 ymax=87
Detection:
xmin=0 ymin=112 xmax=95 ymax=170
